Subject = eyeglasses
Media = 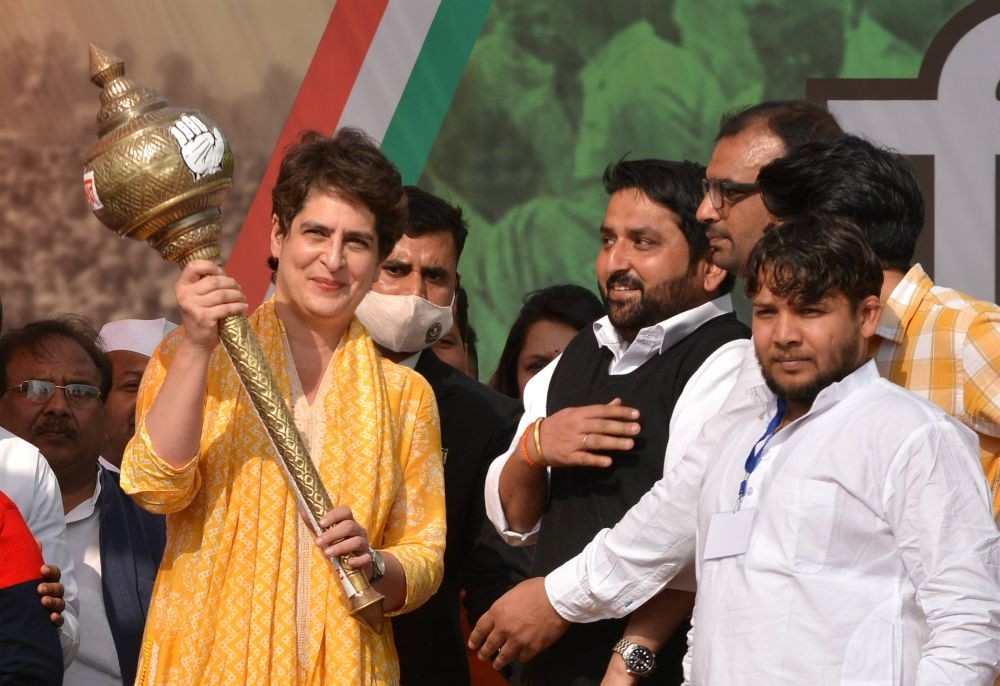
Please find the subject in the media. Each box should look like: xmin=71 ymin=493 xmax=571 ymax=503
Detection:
xmin=702 ymin=178 xmax=761 ymax=211
xmin=4 ymin=380 xmax=102 ymax=405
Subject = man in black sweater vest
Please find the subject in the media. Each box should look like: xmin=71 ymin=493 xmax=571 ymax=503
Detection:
xmin=473 ymin=159 xmax=751 ymax=684
xmin=355 ymin=185 xmax=525 ymax=686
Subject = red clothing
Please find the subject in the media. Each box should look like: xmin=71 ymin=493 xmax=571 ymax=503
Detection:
xmin=0 ymin=489 xmax=63 ymax=685
xmin=0 ymin=490 xmax=44 ymax=587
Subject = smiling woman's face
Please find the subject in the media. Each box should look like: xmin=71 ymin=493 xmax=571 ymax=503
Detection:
xmin=270 ymin=188 xmax=380 ymax=335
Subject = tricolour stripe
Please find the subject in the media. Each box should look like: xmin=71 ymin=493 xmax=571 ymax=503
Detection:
xmin=228 ymin=0 xmax=491 ymax=306
xmin=229 ymin=0 xmax=388 ymax=306
xmin=336 ymin=0 xmax=442 ymax=142
xmin=380 ymin=0 xmax=492 ymax=183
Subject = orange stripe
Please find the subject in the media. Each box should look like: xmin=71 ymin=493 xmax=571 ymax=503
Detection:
xmin=228 ymin=0 xmax=389 ymax=306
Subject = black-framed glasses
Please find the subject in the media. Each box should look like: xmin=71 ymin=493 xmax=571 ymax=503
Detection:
xmin=702 ymin=178 xmax=761 ymax=211
xmin=4 ymin=380 xmax=102 ymax=405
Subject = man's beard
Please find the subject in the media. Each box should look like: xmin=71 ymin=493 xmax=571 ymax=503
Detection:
xmin=601 ymin=266 xmax=700 ymax=339
xmin=759 ymin=334 xmax=860 ymax=406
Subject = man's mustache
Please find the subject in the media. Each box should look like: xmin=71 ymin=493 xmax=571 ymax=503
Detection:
xmin=33 ymin=417 xmax=78 ymax=440
xmin=606 ymin=273 xmax=644 ymax=292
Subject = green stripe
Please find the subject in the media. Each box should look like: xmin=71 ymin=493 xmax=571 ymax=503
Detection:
xmin=380 ymin=0 xmax=491 ymax=183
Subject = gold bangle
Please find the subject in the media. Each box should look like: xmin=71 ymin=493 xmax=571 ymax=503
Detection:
xmin=532 ymin=417 xmax=547 ymax=466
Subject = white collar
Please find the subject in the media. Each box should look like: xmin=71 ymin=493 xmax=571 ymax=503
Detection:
xmin=65 ymin=464 xmax=104 ymax=524
xmin=750 ymin=358 xmax=881 ymax=421
xmin=591 ymin=294 xmax=734 ymax=354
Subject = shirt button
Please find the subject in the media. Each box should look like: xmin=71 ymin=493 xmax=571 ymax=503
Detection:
xmin=746 ymin=487 xmax=754 ymax=495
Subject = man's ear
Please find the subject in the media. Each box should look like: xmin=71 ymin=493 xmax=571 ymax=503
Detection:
xmin=701 ymin=261 xmax=729 ymax=294
xmin=857 ymin=294 xmax=882 ymax=338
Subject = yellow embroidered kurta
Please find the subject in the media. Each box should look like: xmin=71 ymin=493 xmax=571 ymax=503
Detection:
xmin=121 ymin=303 xmax=446 ymax=685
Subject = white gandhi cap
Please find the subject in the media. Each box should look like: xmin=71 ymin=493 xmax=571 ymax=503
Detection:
xmin=99 ymin=318 xmax=177 ymax=357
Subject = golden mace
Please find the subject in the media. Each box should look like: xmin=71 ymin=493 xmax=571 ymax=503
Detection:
xmin=82 ymin=44 xmax=384 ymax=633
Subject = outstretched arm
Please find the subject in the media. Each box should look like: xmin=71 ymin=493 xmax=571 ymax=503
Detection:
xmin=471 ymin=342 xmax=754 ymax=672
xmin=470 ymin=449 xmax=704 ymax=673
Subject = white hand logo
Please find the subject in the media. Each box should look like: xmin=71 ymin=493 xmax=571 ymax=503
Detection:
xmin=169 ymin=113 xmax=225 ymax=180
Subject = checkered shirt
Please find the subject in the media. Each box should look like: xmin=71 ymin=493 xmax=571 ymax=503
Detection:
xmin=871 ymin=264 xmax=1000 ymax=519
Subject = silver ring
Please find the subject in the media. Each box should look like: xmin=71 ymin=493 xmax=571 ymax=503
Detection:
xmin=582 ymin=433 xmax=590 ymax=448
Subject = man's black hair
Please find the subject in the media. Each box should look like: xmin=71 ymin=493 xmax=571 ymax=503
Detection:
xmin=602 ymin=159 xmax=706 ymax=260
xmin=603 ymin=158 xmax=733 ymax=294
xmin=403 ymin=185 xmax=469 ymax=260
xmin=745 ymin=213 xmax=883 ymax=309
xmin=716 ymin=100 xmax=842 ymax=152
xmin=0 ymin=315 xmax=113 ymax=399
xmin=757 ymin=134 xmax=924 ymax=272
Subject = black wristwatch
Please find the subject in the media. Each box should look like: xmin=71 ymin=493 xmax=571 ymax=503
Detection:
xmin=612 ymin=638 xmax=656 ymax=677
xmin=369 ymin=547 xmax=385 ymax=583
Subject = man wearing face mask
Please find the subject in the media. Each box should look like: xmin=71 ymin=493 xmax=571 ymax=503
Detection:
xmin=355 ymin=185 xmax=526 ymax=686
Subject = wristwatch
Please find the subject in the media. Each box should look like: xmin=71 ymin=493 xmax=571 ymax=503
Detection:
xmin=369 ymin=547 xmax=385 ymax=583
xmin=612 ymin=638 xmax=656 ymax=677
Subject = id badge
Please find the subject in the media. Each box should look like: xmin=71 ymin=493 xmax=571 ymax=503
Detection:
xmin=703 ymin=508 xmax=757 ymax=560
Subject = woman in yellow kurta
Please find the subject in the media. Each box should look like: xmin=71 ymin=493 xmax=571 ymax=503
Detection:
xmin=120 ymin=129 xmax=446 ymax=685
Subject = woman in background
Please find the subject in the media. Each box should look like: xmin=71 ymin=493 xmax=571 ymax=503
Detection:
xmin=490 ymin=284 xmax=603 ymax=400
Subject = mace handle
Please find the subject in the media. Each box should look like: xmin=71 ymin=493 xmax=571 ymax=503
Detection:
xmin=217 ymin=313 xmax=385 ymax=633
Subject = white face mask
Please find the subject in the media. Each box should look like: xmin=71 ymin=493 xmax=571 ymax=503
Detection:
xmin=355 ymin=290 xmax=455 ymax=354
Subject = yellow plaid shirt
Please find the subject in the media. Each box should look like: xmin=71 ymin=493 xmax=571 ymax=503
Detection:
xmin=871 ymin=264 xmax=1000 ymax=519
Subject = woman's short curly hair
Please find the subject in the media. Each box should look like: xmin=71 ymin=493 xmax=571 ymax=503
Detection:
xmin=268 ymin=128 xmax=406 ymax=272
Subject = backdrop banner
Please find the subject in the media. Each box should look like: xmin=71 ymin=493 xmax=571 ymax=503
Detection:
xmin=0 ymin=0 xmax=988 ymax=377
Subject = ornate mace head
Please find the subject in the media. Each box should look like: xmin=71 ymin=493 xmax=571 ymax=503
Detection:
xmin=83 ymin=44 xmax=234 ymax=265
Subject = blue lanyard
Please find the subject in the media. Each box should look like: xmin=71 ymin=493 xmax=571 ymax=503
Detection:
xmin=735 ymin=399 xmax=787 ymax=511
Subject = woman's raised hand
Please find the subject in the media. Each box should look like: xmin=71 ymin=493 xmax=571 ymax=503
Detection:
xmin=176 ymin=260 xmax=248 ymax=352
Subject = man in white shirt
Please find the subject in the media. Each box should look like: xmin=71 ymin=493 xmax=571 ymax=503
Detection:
xmin=0 ymin=316 xmax=165 ymax=686
xmin=479 ymin=159 xmax=750 ymax=684
xmin=756 ymin=134 xmax=1000 ymax=520
xmin=476 ymin=100 xmax=1000 ymax=682
xmin=485 ymin=214 xmax=1000 ymax=684
xmin=471 ymin=99 xmax=845 ymax=680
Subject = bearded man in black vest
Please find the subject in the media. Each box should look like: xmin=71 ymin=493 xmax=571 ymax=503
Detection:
xmin=476 ymin=159 xmax=751 ymax=685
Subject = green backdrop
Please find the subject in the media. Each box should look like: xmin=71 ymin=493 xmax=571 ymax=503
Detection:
xmin=417 ymin=0 xmax=970 ymax=377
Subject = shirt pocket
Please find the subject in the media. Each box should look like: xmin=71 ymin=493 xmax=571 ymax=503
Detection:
xmin=764 ymin=478 xmax=838 ymax=573
xmin=792 ymin=479 xmax=838 ymax=572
